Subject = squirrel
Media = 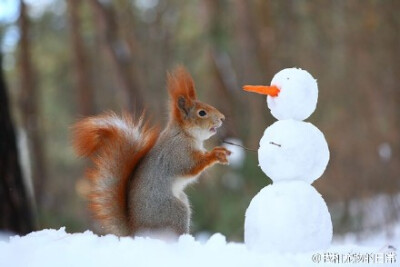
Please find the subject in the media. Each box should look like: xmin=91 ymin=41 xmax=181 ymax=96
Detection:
xmin=72 ymin=66 xmax=231 ymax=237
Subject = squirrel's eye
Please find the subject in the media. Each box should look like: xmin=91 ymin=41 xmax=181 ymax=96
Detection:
xmin=198 ymin=110 xmax=207 ymax=117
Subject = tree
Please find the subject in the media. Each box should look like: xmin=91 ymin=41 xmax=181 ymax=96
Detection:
xmin=18 ymin=0 xmax=47 ymax=210
xmin=89 ymin=0 xmax=144 ymax=113
xmin=0 ymin=53 xmax=35 ymax=234
xmin=67 ymin=0 xmax=96 ymax=116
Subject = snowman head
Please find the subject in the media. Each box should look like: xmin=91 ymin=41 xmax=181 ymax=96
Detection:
xmin=244 ymin=68 xmax=318 ymax=121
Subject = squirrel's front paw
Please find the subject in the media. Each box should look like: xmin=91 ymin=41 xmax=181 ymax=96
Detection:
xmin=212 ymin=147 xmax=232 ymax=165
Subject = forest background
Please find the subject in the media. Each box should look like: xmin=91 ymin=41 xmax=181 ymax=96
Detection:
xmin=0 ymin=0 xmax=399 ymax=241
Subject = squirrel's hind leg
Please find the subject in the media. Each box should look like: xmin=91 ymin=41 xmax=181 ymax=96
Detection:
xmin=133 ymin=197 xmax=190 ymax=238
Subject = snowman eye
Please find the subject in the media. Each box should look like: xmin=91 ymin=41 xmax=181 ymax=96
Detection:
xmin=198 ymin=110 xmax=207 ymax=117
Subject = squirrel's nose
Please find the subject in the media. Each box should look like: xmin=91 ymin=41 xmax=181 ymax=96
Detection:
xmin=220 ymin=115 xmax=225 ymax=122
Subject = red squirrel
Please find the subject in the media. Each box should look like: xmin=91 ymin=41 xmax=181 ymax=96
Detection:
xmin=72 ymin=66 xmax=231 ymax=237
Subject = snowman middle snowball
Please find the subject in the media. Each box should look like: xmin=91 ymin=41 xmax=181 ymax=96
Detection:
xmin=258 ymin=119 xmax=329 ymax=184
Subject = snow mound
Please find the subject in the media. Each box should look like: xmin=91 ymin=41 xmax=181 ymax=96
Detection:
xmin=267 ymin=68 xmax=318 ymax=121
xmin=245 ymin=181 xmax=332 ymax=253
xmin=222 ymin=138 xmax=246 ymax=168
xmin=258 ymin=120 xmax=329 ymax=183
xmin=0 ymin=228 xmax=395 ymax=267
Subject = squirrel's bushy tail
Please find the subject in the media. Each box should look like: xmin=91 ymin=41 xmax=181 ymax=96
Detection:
xmin=72 ymin=111 xmax=159 ymax=236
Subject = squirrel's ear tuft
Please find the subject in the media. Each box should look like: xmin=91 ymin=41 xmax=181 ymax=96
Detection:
xmin=167 ymin=65 xmax=197 ymax=101
xmin=177 ymin=96 xmax=190 ymax=117
xmin=167 ymin=66 xmax=197 ymax=121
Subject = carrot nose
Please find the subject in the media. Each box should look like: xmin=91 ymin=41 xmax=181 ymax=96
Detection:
xmin=243 ymin=85 xmax=280 ymax=97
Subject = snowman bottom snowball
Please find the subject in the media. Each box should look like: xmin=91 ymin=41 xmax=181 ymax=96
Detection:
xmin=244 ymin=181 xmax=332 ymax=253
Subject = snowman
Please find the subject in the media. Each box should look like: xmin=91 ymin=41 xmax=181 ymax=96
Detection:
xmin=243 ymin=68 xmax=332 ymax=253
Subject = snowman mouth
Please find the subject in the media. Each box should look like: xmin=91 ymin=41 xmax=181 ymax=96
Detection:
xmin=269 ymin=141 xmax=282 ymax=147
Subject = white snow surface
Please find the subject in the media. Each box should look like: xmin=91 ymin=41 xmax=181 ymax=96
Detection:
xmin=267 ymin=68 xmax=318 ymax=121
xmin=258 ymin=120 xmax=329 ymax=184
xmin=245 ymin=181 xmax=332 ymax=253
xmin=0 ymin=227 xmax=395 ymax=267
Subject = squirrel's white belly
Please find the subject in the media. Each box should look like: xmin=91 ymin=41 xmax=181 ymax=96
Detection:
xmin=172 ymin=176 xmax=198 ymax=200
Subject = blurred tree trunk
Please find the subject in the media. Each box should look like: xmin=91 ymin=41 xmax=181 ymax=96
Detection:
xmin=67 ymin=0 xmax=95 ymax=116
xmin=18 ymin=0 xmax=47 ymax=211
xmin=89 ymin=0 xmax=144 ymax=113
xmin=203 ymin=0 xmax=240 ymax=138
xmin=0 ymin=54 xmax=35 ymax=235
xmin=233 ymin=0 xmax=271 ymax=147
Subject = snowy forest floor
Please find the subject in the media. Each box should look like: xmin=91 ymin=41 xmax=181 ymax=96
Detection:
xmin=0 ymin=224 xmax=398 ymax=267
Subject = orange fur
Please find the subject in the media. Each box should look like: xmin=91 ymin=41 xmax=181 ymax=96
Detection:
xmin=185 ymin=147 xmax=231 ymax=176
xmin=186 ymin=151 xmax=218 ymax=176
xmin=167 ymin=66 xmax=197 ymax=124
xmin=72 ymin=112 xmax=159 ymax=236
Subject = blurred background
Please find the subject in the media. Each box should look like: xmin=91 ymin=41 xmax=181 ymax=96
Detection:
xmin=0 ymin=0 xmax=399 ymax=244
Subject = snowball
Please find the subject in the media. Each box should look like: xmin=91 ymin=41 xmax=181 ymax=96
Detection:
xmin=378 ymin=142 xmax=392 ymax=162
xmin=222 ymin=138 xmax=246 ymax=168
xmin=258 ymin=120 xmax=329 ymax=184
xmin=267 ymin=68 xmax=318 ymax=121
xmin=245 ymin=181 xmax=332 ymax=253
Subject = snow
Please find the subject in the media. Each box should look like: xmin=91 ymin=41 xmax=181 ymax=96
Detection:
xmin=0 ymin=227 xmax=396 ymax=267
xmin=267 ymin=68 xmax=318 ymax=121
xmin=258 ymin=120 xmax=329 ymax=184
xmin=334 ymin=220 xmax=400 ymax=249
xmin=0 ymin=231 xmax=14 ymax=242
xmin=378 ymin=142 xmax=392 ymax=162
xmin=245 ymin=181 xmax=332 ymax=253
xmin=222 ymin=138 xmax=246 ymax=168
xmin=331 ymin=193 xmax=400 ymax=234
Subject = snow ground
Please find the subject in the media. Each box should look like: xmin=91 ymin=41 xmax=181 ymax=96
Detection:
xmin=1 ymin=193 xmax=398 ymax=266
xmin=333 ymin=221 xmax=400 ymax=250
xmin=0 ymin=227 xmax=397 ymax=267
